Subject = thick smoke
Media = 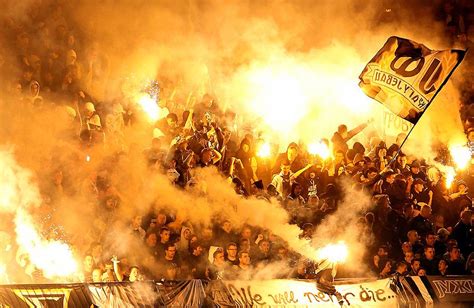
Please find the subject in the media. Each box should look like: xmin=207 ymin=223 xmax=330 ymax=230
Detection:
xmin=0 ymin=0 xmax=468 ymax=283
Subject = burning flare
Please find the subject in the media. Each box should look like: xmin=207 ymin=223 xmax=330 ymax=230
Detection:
xmin=316 ymin=242 xmax=349 ymax=263
xmin=15 ymin=209 xmax=78 ymax=278
xmin=450 ymin=145 xmax=471 ymax=170
xmin=0 ymin=150 xmax=79 ymax=281
xmin=257 ymin=142 xmax=271 ymax=158
xmin=445 ymin=167 xmax=456 ymax=188
xmin=136 ymin=93 xmax=167 ymax=122
xmin=308 ymin=141 xmax=331 ymax=159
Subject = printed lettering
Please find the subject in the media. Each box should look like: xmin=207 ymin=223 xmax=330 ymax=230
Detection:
xmin=390 ymin=56 xmax=425 ymax=77
xmin=419 ymin=58 xmax=442 ymax=95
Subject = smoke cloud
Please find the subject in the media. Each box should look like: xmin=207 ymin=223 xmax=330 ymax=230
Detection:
xmin=0 ymin=0 xmax=469 ymax=283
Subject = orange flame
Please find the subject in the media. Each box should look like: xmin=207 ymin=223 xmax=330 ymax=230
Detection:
xmin=316 ymin=241 xmax=349 ymax=263
xmin=0 ymin=150 xmax=79 ymax=281
xmin=308 ymin=141 xmax=331 ymax=159
xmin=450 ymin=145 xmax=471 ymax=170
xmin=257 ymin=142 xmax=271 ymax=158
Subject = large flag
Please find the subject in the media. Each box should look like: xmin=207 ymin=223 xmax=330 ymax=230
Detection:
xmin=359 ymin=36 xmax=465 ymax=124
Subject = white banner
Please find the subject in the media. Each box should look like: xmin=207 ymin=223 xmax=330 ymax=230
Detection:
xmin=225 ymin=278 xmax=398 ymax=307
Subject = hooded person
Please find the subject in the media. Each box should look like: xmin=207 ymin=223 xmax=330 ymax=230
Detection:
xmin=84 ymin=102 xmax=104 ymax=143
xmin=177 ymin=226 xmax=193 ymax=254
xmin=66 ymin=49 xmax=77 ymax=66
xmin=64 ymin=49 xmax=83 ymax=81
xmin=272 ymin=142 xmax=306 ymax=174
xmin=235 ymin=138 xmax=258 ymax=192
xmin=85 ymin=102 xmax=101 ymax=129
xmin=27 ymin=80 xmax=43 ymax=106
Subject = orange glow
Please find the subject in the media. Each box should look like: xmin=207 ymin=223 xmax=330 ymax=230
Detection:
xmin=445 ymin=167 xmax=456 ymax=188
xmin=257 ymin=142 xmax=271 ymax=158
xmin=450 ymin=145 xmax=471 ymax=170
xmin=15 ymin=209 xmax=79 ymax=279
xmin=136 ymin=93 xmax=167 ymax=122
xmin=308 ymin=141 xmax=331 ymax=159
xmin=1 ymin=150 xmax=79 ymax=280
xmin=317 ymin=241 xmax=348 ymax=263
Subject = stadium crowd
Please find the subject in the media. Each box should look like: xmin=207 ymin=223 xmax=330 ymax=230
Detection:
xmin=0 ymin=0 xmax=473 ymax=284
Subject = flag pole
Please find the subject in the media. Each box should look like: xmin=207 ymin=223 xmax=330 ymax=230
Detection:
xmin=379 ymin=49 xmax=466 ymax=171
xmin=385 ymin=122 xmax=416 ymax=169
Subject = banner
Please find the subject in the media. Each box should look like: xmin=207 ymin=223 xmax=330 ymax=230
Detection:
xmin=359 ymin=36 xmax=465 ymax=124
xmin=221 ymin=279 xmax=398 ymax=307
xmin=0 ymin=277 xmax=472 ymax=307
xmin=381 ymin=109 xmax=412 ymax=143
xmin=426 ymin=276 xmax=474 ymax=303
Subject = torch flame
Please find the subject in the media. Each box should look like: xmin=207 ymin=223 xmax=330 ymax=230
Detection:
xmin=257 ymin=142 xmax=271 ymax=158
xmin=317 ymin=241 xmax=348 ymax=263
xmin=450 ymin=145 xmax=471 ymax=170
xmin=308 ymin=141 xmax=331 ymax=159
xmin=445 ymin=167 xmax=456 ymax=189
xmin=136 ymin=94 xmax=160 ymax=122
xmin=1 ymin=150 xmax=79 ymax=281
xmin=15 ymin=210 xmax=79 ymax=279
xmin=135 ymin=93 xmax=168 ymax=123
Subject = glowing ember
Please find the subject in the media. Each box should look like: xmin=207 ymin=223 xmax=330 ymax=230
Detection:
xmin=85 ymin=155 xmax=91 ymax=162
xmin=15 ymin=209 xmax=78 ymax=279
xmin=257 ymin=142 xmax=271 ymax=158
xmin=308 ymin=141 xmax=331 ymax=159
xmin=445 ymin=167 xmax=456 ymax=188
xmin=317 ymin=242 xmax=348 ymax=263
xmin=450 ymin=145 xmax=471 ymax=170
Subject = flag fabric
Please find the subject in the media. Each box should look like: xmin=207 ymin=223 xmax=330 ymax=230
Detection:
xmin=359 ymin=36 xmax=465 ymax=124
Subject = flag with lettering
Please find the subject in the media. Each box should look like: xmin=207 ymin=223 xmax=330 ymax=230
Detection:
xmin=359 ymin=36 xmax=465 ymax=124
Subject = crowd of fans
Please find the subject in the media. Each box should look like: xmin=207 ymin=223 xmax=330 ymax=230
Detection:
xmin=0 ymin=0 xmax=473 ymax=284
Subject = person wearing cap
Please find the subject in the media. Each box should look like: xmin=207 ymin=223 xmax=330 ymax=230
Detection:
xmin=411 ymin=178 xmax=433 ymax=208
xmin=410 ymin=160 xmax=427 ymax=182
